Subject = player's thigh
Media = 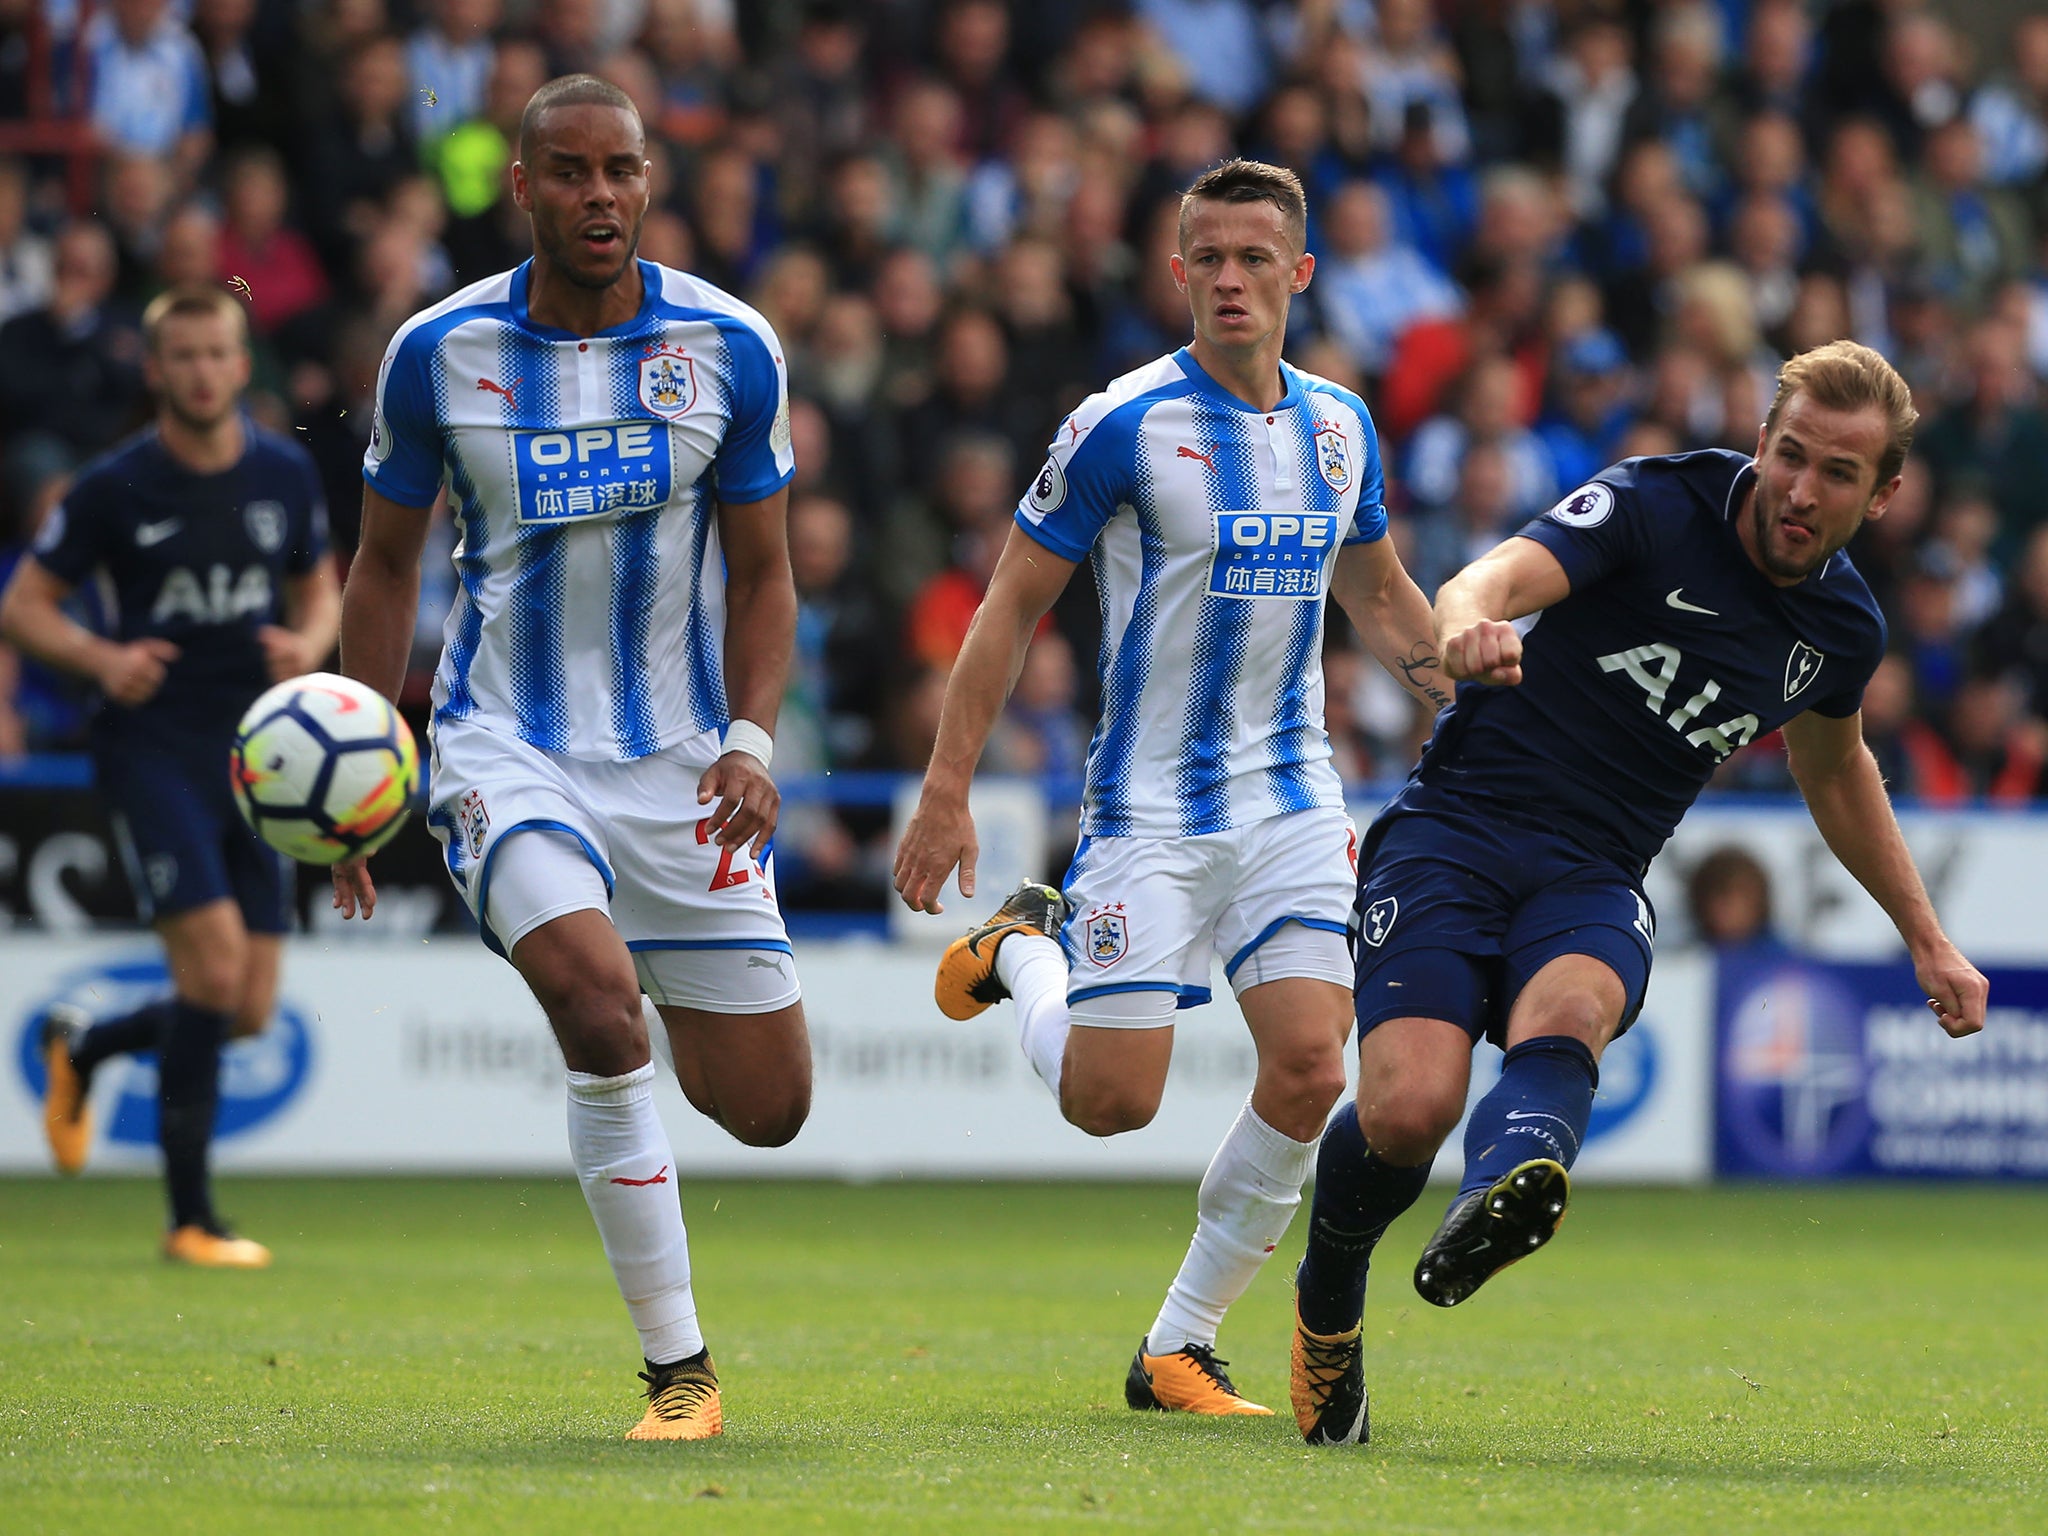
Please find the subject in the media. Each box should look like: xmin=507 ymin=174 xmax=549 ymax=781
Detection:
xmin=154 ymin=899 xmax=249 ymax=1014
xmin=425 ymin=719 xmax=613 ymax=957
xmin=103 ymin=739 xmax=237 ymax=935
xmin=1356 ymin=1015 xmax=1477 ymax=1163
xmin=1500 ymin=863 xmax=1652 ymax=1054
xmin=1212 ymin=806 xmax=1357 ymax=996
xmin=233 ymin=933 xmax=283 ymax=1039
xmin=1064 ymin=1014 xmax=1177 ymax=1135
xmin=656 ymin=1000 xmax=811 ymax=1148
xmin=1237 ymin=976 xmax=1354 ymax=1139
xmin=490 ymin=848 xmax=646 ymax=1077
xmin=1351 ymin=828 xmax=1509 ymax=1046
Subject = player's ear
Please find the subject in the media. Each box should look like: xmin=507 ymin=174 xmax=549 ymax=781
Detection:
xmin=1168 ymin=252 xmax=1188 ymax=293
xmin=1864 ymin=473 xmax=1902 ymax=523
xmin=510 ymin=159 xmax=531 ymax=213
xmin=1291 ymin=252 xmax=1315 ymax=292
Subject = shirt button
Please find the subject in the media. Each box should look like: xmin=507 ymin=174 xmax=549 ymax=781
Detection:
xmin=578 ymin=342 xmax=589 ymax=352
xmin=1266 ymin=416 xmax=1274 ymax=424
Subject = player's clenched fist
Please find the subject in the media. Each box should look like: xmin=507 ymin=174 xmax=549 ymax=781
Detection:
xmin=698 ymin=752 xmax=780 ymax=859
xmin=1440 ymin=619 xmax=1524 ymax=686
xmin=97 ymin=637 xmax=180 ymax=706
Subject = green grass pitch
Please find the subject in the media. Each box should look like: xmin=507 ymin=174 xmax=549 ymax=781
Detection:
xmin=3 ymin=1177 xmax=2045 ymax=1534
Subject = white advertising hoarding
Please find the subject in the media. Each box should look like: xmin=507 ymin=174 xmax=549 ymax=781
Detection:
xmin=1 ymin=937 xmax=1709 ymax=1182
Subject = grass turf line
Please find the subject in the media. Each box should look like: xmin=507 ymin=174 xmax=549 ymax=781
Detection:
xmin=2 ymin=1178 xmax=2044 ymax=1534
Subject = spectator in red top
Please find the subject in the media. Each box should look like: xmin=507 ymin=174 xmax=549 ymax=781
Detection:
xmin=216 ymin=147 xmax=328 ymax=334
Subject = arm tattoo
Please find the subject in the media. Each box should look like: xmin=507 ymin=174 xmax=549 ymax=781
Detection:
xmin=1395 ymin=643 xmax=1454 ymax=709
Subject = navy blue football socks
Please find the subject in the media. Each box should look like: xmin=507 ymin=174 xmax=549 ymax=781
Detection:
xmin=1456 ymin=1034 xmax=1599 ymax=1201
xmin=157 ymin=999 xmax=229 ymax=1231
xmin=1295 ymin=1101 xmax=1433 ymax=1336
xmin=69 ymin=1001 xmax=175 ymax=1078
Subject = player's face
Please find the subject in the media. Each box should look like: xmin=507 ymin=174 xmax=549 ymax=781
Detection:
xmin=1171 ymin=200 xmax=1311 ymax=353
xmin=513 ymin=105 xmax=650 ymax=290
xmin=1745 ymin=392 xmax=1900 ymax=584
xmin=147 ymin=310 xmax=251 ymax=431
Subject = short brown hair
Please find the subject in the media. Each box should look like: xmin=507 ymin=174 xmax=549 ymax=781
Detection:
xmin=141 ymin=284 xmax=247 ymax=353
xmin=1178 ymin=158 xmax=1307 ymax=254
xmin=1762 ymin=339 xmax=1918 ymax=486
xmin=518 ymin=73 xmax=641 ymax=162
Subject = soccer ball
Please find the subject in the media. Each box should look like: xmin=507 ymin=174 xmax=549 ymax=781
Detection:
xmin=230 ymin=673 xmax=419 ymax=865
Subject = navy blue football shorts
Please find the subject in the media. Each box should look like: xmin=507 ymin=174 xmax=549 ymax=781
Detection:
xmin=1351 ymin=807 xmax=1654 ymax=1046
xmin=98 ymin=727 xmax=291 ymax=934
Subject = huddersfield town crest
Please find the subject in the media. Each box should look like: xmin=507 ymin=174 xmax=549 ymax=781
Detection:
xmin=1085 ymin=908 xmax=1128 ymax=968
xmin=1314 ymin=423 xmax=1352 ymax=493
xmin=1785 ymin=640 xmax=1824 ymax=701
xmin=638 ymin=343 xmax=697 ymax=420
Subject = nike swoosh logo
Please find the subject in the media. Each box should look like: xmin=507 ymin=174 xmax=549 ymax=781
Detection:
xmin=136 ymin=520 xmax=181 ymax=547
xmin=1665 ymin=588 xmax=1718 ymax=615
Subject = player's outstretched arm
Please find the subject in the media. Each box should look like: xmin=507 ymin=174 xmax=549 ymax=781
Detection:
xmin=1330 ymin=538 xmax=1453 ymax=713
xmin=1783 ymin=709 xmax=1988 ymax=1037
xmin=1432 ymin=538 xmax=1572 ymax=687
xmin=706 ymin=486 xmax=799 ymax=859
xmin=331 ymin=484 xmax=435 ymax=920
xmin=894 ymin=526 xmax=1076 ymax=915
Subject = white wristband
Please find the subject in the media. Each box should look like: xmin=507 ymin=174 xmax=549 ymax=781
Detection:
xmin=721 ymin=718 xmax=774 ymax=769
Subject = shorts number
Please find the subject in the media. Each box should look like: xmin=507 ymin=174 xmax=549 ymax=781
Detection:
xmin=695 ymin=818 xmax=756 ymax=891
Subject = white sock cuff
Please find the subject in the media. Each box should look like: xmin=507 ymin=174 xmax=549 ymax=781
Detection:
xmin=1236 ymin=1100 xmax=1317 ymax=1183
xmin=994 ymin=930 xmax=1063 ymax=993
xmin=567 ymin=1062 xmax=657 ymax=1104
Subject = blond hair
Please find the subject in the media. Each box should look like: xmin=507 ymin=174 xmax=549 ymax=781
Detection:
xmin=141 ymin=284 xmax=248 ymax=354
xmin=1763 ymin=339 xmax=1918 ymax=484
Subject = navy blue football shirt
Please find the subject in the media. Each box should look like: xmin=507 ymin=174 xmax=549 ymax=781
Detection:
xmin=32 ymin=422 xmax=328 ymax=733
xmin=1390 ymin=449 xmax=1887 ymax=871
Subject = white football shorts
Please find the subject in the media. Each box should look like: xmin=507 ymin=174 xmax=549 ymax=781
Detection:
xmin=1060 ymin=805 xmax=1357 ymax=1028
xmin=425 ymin=717 xmax=800 ymax=1014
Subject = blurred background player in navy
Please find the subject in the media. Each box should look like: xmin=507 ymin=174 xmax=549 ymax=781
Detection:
xmin=0 ymin=284 xmax=338 ymax=1268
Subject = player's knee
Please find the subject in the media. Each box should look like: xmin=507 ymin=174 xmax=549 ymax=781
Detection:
xmin=228 ymin=1003 xmax=270 ymax=1040
xmin=533 ymin=974 xmax=645 ymax=1069
xmin=1256 ymin=1038 xmax=1348 ymax=1118
xmin=1525 ymin=992 xmax=1621 ymax=1054
xmin=1359 ymin=1090 xmax=1462 ymax=1166
xmin=177 ymin=955 xmax=245 ymax=1015
xmin=726 ymin=1083 xmax=811 ymax=1148
xmin=1062 ymin=1078 xmax=1162 ymax=1137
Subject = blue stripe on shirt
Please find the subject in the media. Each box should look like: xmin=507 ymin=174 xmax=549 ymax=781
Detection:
xmin=607 ymin=329 xmax=662 ymax=756
xmin=1268 ymin=409 xmax=1338 ymax=813
xmin=504 ymin=327 xmax=569 ymax=751
xmin=1178 ymin=397 xmax=1257 ymax=834
xmin=1087 ymin=442 xmax=1165 ymax=836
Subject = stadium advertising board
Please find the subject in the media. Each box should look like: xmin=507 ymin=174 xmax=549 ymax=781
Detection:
xmin=1715 ymin=954 xmax=2048 ymax=1181
xmin=0 ymin=938 xmax=1710 ymax=1182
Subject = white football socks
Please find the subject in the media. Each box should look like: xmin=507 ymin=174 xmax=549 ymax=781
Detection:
xmin=1147 ymin=1098 xmax=1317 ymax=1354
xmin=566 ymin=1063 xmax=704 ymax=1366
xmin=995 ymin=932 xmax=1070 ymax=1100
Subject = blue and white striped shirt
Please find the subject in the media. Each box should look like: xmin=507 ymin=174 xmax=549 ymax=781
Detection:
xmin=1016 ymin=348 xmax=1387 ymax=839
xmin=365 ymin=260 xmax=794 ymax=762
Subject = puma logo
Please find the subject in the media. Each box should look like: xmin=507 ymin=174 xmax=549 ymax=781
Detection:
xmin=1176 ymin=444 xmax=1215 ymax=472
xmin=609 ymin=1164 xmax=670 ymax=1187
xmin=747 ymin=955 xmax=788 ymax=977
xmin=476 ymin=376 xmax=522 ymax=406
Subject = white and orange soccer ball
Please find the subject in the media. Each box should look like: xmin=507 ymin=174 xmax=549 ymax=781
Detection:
xmin=229 ymin=673 xmax=419 ymax=865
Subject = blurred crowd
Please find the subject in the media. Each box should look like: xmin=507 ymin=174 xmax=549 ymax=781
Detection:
xmin=3 ymin=0 xmax=2048 ymax=907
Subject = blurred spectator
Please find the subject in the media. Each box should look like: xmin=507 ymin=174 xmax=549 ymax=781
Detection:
xmin=787 ymin=493 xmax=888 ymax=769
xmin=407 ymin=0 xmax=500 ymax=144
xmin=1969 ymin=14 xmax=2048 ymax=189
xmin=155 ymin=203 xmax=224 ymax=291
xmin=1372 ymin=100 xmax=1479 ymax=277
xmin=1686 ymin=846 xmax=1778 ymax=951
xmin=1312 ymin=181 xmax=1463 ymax=379
xmin=103 ymin=152 xmax=177 ymax=303
xmin=1137 ymin=0 xmax=1271 ymax=119
xmin=194 ymin=0 xmax=294 ymax=154
xmin=0 ymin=223 xmax=145 ymax=459
xmin=306 ymin=32 xmax=418 ymax=261
xmin=1975 ymin=525 xmax=2048 ymax=722
xmin=986 ymin=631 xmax=1085 ymax=777
xmin=1897 ymin=546 xmax=1971 ymax=718
xmin=1728 ymin=193 xmax=1804 ymax=347
xmin=0 ymin=158 xmax=52 ymax=324
xmin=85 ymin=0 xmax=213 ymax=184
xmin=1543 ymin=15 xmax=1637 ymax=218
xmin=216 ymin=147 xmax=330 ymax=335
xmin=641 ymin=0 xmax=732 ymax=149
xmin=436 ymin=39 xmax=547 ymax=282
xmin=1620 ymin=1 xmax=1733 ymax=206
xmin=993 ymin=237 xmax=1091 ymax=439
xmin=1913 ymin=118 xmax=2031 ymax=312
xmin=1860 ymin=651 xmax=1955 ymax=801
xmin=1535 ymin=328 xmax=1633 ymax=491
xmin=889 ymin=429 xmax=1017 ymax=616
xmin=1410 ymin=434 xmax=1520 ymax=596
xmin=1405 ymin=352 xmax=1555 ymax=520
xmin=1927 ymin=488 xmax=2003 ymax=631
xmin=1918 ymin=316 xmax=2048 ymax=562
xmin=935 ymin=0 xmax=1029 ymax=164
xmin=1358 ymin=0 xmax=1472 ymax=166
xmin=1942 ymin=676 xmax=2047 ymax=803
xmin=896 ymin=308 xmax=1038 ymax=501
xmin=881 ymin=78 xmax=969 ymax=267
